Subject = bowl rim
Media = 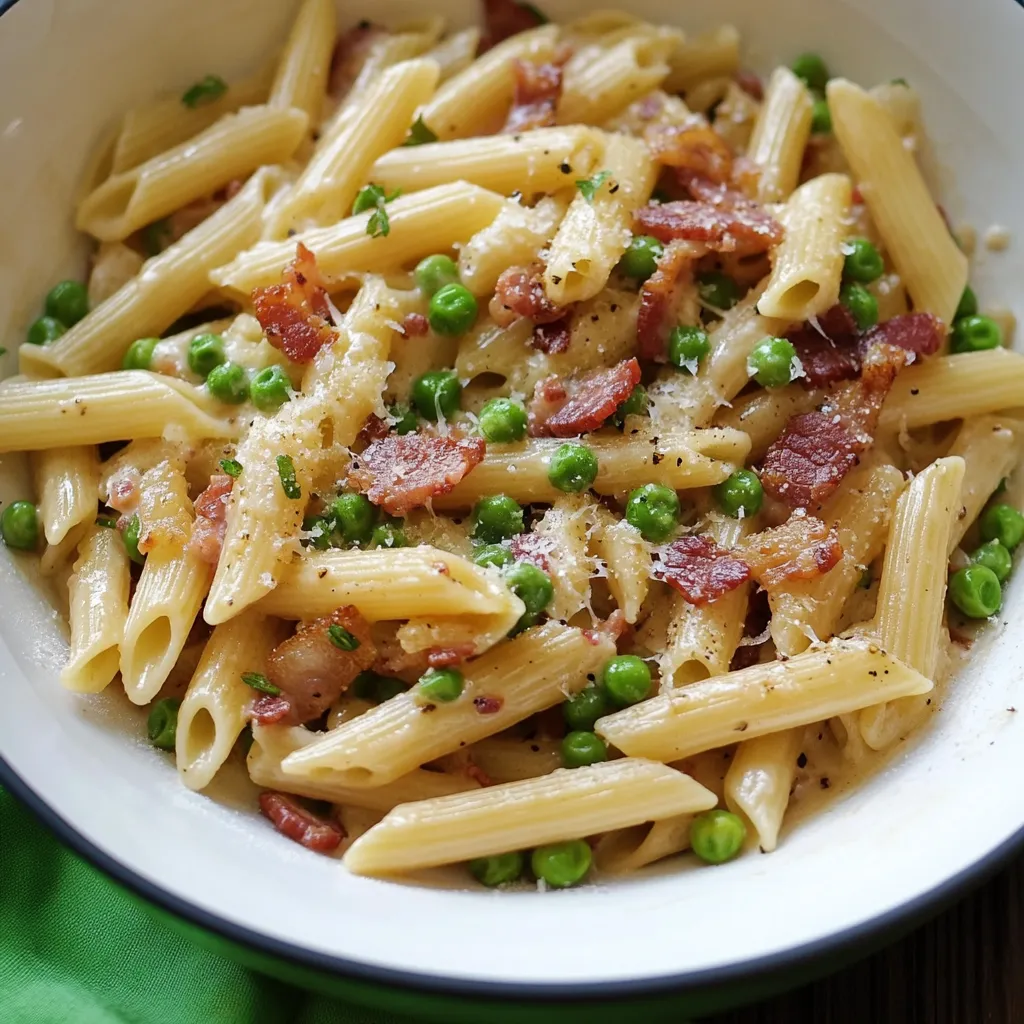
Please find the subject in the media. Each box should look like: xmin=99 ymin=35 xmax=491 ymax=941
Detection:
xmin=4 ymin=751 xmax=1023 ymax=1003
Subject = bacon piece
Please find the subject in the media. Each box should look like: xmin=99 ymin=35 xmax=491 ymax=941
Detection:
xmin=349 ymin=432 xmax=486 ymax=515
xmin=504 ymin=59 xmax=564 ymax=133
xmin=634 ymin=199 xmax=784 ymax=255
xmin=265 ymin=606 xmax=376 ymax=725
xmin=583 ymin=608 xmax=628 ymax=646
xmin=637 ymin=241 xmax=694 ymax=362
xmin=108 ymin=471 xmax=139 ymax=513
xmin=645 ymin=121 xmax=733 ymax=185
xmin=328 ymin=22 xmax=385 ymax=99
xmin=490 ymin=266 xmax=565 ymax=327
xmin=532 ymin=316 xmax=572 ymax=354
xmin=860 ymin=313 xmax=943 ymax=359
xmin=473 ymin=695 xmax=504 ymax=714
xmin=259 ymin=792 xmax=344 ymax=853
xmin=786 ymin=305 xmax=860 ymax=388
xmin=250 ymin=694 xmax=293 ymax=725
xmin=735 ymin=70 xmax=764 ymax=101
xmin=509 ymin=531 xmax=555 ymax=571
xmin=356 ymin=413 xmax=391 ymax=447
xmin=252 ymin=243 xmax=335 ymax=365
xmin=656 ymin=536 xmax=751 ymax=606
xmin=189 ymin=473 xmax=233 ymax=565
xmin=480 ymin=0 xmax=546 ymax=52
xmin=740 ymin=514 xmax=843 ymax=589
xmin=428 ymin=644 xmax=477 ymax=668
xmin=402 ymin=312 xmax=430 ymax=337
xmin=528 ymin=358 xmax=641 ymax=437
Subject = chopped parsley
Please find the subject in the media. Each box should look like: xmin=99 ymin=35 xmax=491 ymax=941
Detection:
xmin=219 ymin=458 xmax=243 ymax=478
xmin=241 ymin=672 xmax=281 ymax=696
xmin=327 ymin=624 xmax=360 ymax=651
xmin=402 ymin=115 xmax=438 ymax=147
xmin=95 ymin=517 xmax=118 ymax=529
xmin=276 ymin=454 xmax=301 ymax=499
xmin=576 ymin=170 xmax=612 ymax=203
xmin=181 ymin=74 xmax=228 ymax=108
xmin=353 ymin=184 xmax=402 ymax=239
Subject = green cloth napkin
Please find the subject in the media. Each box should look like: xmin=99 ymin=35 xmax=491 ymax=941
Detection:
xmin=0 ymin=786 xmax=406 ymax=1024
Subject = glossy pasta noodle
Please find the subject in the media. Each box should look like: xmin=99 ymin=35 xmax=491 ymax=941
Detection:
xmin=4 ymin=0 xmax=1022 ymax=891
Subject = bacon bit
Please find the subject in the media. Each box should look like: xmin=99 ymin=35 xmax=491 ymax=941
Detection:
xmin=356 ymin=413 xmax=391 ymax=447
xmin=189 ymin=473 xmax=233 ymax=565
xmin=532 ymin=315 xmax=573 ymax=354
xmin=259 ymin=792 xmax=344 ymax=853
xmin=428 ymin=644 xmax=476 ymax=667
xmin=729 ymin=645 xmax=761 ymax=671
xmin=432 ymin=561 xmax=451 ymax=576
xmin=528 ymin=358 xmax=641 ymax=438
xmin=480 ymin=0 xmax=546 ymax=52
xmin=252 ymin=243 xmax=335 ymax=365
xmin=860 ymin=313 xmax=943 ymax=359
xmin=348 ymin=432 xmax=486 ymax=515
xmin=637 ymin=241 xmax=694 ymax=362
xmin=328 ymin=22 xmax=385 ymax=99
xmin=109 ymin=473 xmax=139 ymax=513
xmin=582 ymin=609 xmax=628 ymax=646
xmin=401 ymin=312 xmax=430 ymax=337
xmin=504 ymin=59 xmax=564 ymax=133
xmin=634 ymin=199 xmax=784 ymax=255
xmin=509 ymin=531 xmax=555 ymax=572
xmin=740 ymin=514 xmax=843 ymax=589
xmin=735 ymin=70 xmax=764 ymax=101
xmin=265 ymin=607 xmax=376 ymax=725
xmin=249 ymin=694 xmax=292 ymax=725
xmin=645 ymin=121 xmax=733 ymax=185
xmin=473 ymin=695 xmax=504 ymax=714
xmin=490 ymin=266 xmax=566 ymax=328
xmin=786 ymin=305 xmax=860 ymax=388
xmin=655 ymin=535 xmax=751 ymax=606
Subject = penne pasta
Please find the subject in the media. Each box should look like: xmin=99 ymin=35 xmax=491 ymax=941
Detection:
xmin=266 ymin=0 xmax=336 ymax=122
xmin=747 ymin=67 xmax=814 ymax=203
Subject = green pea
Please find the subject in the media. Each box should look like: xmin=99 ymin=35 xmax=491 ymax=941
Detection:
xmin=839 ymin=281 xmax=879 ymax=331
xmin=548 ymin=442 xmax=598 ymax=494
xmin=810 ymin=98 xmax=832 ymax=134
xmin=429 ymin=283 xmax=478 ymax=336
xmin=970 ymin=540 xmax=1012 ymax=584
xmin=618 ymin=235 xmax=664 ymax=281
xmin=352 ymin=670 xmax=407 ymax=703
xmin=472 ymin=494 xmax=525 ymax=544
xmin=601 ymin=655 xmax=652 ymax=708
xmin=27 ymin=316 xmax=66 ymax=347
xmin=44 ymin=280 xmax=89 ymax=327
xmin=371 ymin=520 xmax=407 ymax=549
xmin=147 ymin=698 xmax=182 ymax=751
xmin=469 ymin=851 xmax=524 ymax=887
xmin=411 ymin=370 xmax=462 ymax=421
xmin=790 ymin=52 xmax=830 ymax=92
xmin=561 ymin=730 xmax=608 ymax=768
xmin=206 ymin=362 xmax=249 ymax=404
xmin=187 ymin=332 xmax=226 ymax=378
xmin=948 ymin=564 xmax=1001 ymax=619
xmin=668 ymin=325 xmax=710 ymax=374
xmin=955 ymin=285 xmax=979 ymax=321
xmin=250 ymin=365 xmax=293 ymax=412
xmin=747 ymin=337 xmax=800 ymax=388
xmin=980 ymin=503 xmax=1024 ymax=550
xmin=415 ymin=254 xmax=460 ymax=297
xmin=478 ymin=397 xmax=528 ymax=443
xmin=612 ymin=384 xmax=648 ymax=428
xmin=302 ymin=514 xmax=335 ymax=550
xmin=389 ymin=403 xmax=418 ymax=435
xmin=123 ymin=514 xmax=145 ymax=565
xmin=329 ymin=493 xmax=378 ymax=546
xmin=563 ymin=686 xmax=611 ymax=732
xmin=503 ymin=561 xmax=553 ymax=631
xmin=715 ymin=469 xmax=764 ymax=518
xmin=417 ymin=667 xmax=464 ymax=703
xmin=473 ymin=543 xmax=514 ymax=570
xmin=1 ymin=501 xmax=39 ymax=551
xmin=690 ymin=809 xmax=747 ymax=864
xmin=842 ymin=237 xmax=884 ymax=284
xmin=181 ymin=74 xmax=227 ymax=108
xmin=531 ymin=840 xmax=592 ymax=889
xmin=625 ymin=483 xmax=680 ymax=543
xmin=697 ymin=271 xmax=742 ymax=312
xmin=950 ymin=315 xmax=1002 ymax=354
xmin=122 ymin=336 xmax=158 ymax=370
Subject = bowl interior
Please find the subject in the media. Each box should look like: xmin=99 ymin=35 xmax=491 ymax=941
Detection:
xmin=1 ymin=0 xmax=1023 ymax=995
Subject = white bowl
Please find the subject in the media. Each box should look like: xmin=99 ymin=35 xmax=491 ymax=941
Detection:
xmin=2 ymin=0 xmax=1024 ymax=1018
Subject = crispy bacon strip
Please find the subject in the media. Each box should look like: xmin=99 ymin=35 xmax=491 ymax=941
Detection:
xmin=480 ymin=0 xmax=547 ymax=52
xmin=328 ymin=22 xmax=385 ymax=99
xmin=490 ymin=265 xmax=565 ymax=327
xmin=528 ymin=358 xmax=641 ymax=437
xmin=634 ymin=198 xmax=784 ymax=255
xmin=786 ymin=305 xmax=859 ymax=388
xmin=349 ymin=431 xmax=486 ymax=515
xmin=259 ymin=792 xmax=344 ymax=853
xmin=645 ymin=121 xmax=733 ymax=185
xmin=265 ymin=606 xmax=376 ymax=725
xmin=637 ymin=241 xmax=694 ymax=362
xmin=189 ymin=473 xmax=233 ymax=565
xmin=655 ymin=535 xmax=751 ymax=606
xmin=504 ymin=59 xmax=564 ymax=133
xmin=740 ymin=514 xmax=843 ymax=589
xmin=532 ymin=316 xmax=572 ymax=354
xmin=860 ymin=312 xmax=943 ymax=359
xmin=252 ymin=243 xmax=335 ymax=364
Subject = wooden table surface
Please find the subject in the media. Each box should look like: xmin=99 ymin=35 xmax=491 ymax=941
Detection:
xmin=698 ymin=849 xmax=1024 ymax=1023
